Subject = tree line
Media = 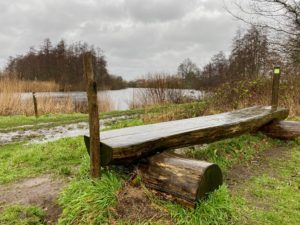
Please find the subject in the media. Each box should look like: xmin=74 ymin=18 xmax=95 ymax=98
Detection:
xmin=4 ymin=39 xmax=126 ymax=90
xmin=134 ymin=0 xmax=299 ymax=90
xmin=178 ymin=23 xmax=299 ymax=90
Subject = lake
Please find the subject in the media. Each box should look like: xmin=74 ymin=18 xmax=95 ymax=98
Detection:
xmin=20 ymin=88 xmax=204 ymax=111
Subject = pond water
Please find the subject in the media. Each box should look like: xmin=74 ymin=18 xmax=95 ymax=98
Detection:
xmin=20 ymin=88 xmax=204 ymax=111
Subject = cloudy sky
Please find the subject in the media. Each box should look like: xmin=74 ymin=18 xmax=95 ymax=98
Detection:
xmin=0 ymin=0 xmax=241 ymax=80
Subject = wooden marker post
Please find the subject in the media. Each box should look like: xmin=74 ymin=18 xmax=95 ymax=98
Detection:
xmin=32 ymin=92 xmax=38 ymax=118
xmin=271 ymin=67 xmax=281 ymax=111
xmin=83 ymin=52 xmax=101 ymax=178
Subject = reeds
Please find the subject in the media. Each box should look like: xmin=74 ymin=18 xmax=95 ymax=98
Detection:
xmin=0 ymin=78 xmax=114 ymax=115
xmin=128 ymin=73 xmax=195 ymax=108
xmin=0 ymin=77 xmax=60 ymax=93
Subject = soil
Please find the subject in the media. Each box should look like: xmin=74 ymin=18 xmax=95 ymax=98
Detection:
xmin=115 ymin=184 xmax=173 ymax=224
xmin=0 ymin=174 xmax=66 ymax=225
xmin=226 ymin=146 xmax=291 ymax=191
xmin=113 ymin=145 xmax=293 ymax=224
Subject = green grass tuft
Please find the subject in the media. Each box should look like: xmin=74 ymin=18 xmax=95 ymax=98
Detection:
xmin=233 ymin=146 xmax=300 ymax=225
xmin=0 ymin=205 xmax=45 ymax=225
xmin=0 ymin=137 xmax=86 ymax=184
xmin=58 ymin=156 xmax=124 ymax=225
xmin=161 ymin=185 xmax=236 ymax=225
xmin=185 ymin=133 xmax=284 ymax=172
xmin=0 ymin=114 xmax=88 ymax=132
xmin=103 ymin=118 xmax=144 ymax=131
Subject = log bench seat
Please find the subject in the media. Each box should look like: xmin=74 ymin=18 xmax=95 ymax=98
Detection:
xmin=84 ymin=106 xmax=288 ymax=166
xmin=84 ymin=106 xmax=292 ymax=207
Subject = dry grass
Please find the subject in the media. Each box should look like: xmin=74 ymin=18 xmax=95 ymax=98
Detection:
xmin=0 ymin=93 xmax=75 ymax=116
xmin=0 ymin=93 xmax=114 ymax=116
xmin=74 ymin=93 xmax=115 ymax=113
xmin=142 ymin=101 xmax=207 ymax=124
xmin=0 ymin=78 xmax=114 ymax=115
xmin=128 ymin=74 xmax=194 ymax=109
xmin=0 ymin=77 xmax=60 ymax=92
xmin=207 ymin=76 xmax=300 ymax=116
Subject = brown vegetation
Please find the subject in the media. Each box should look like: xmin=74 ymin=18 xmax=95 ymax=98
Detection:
xmin=0 ymin=78 xmax=114 ymax=115
xmin=128 ymin=73 xmax=196 ymax=109
xmin=0 ymin=77 xmax=59 ymax=92
xmin=207 ymin=76 xmax=300 ymax=116
xmin=0 ymin=94 xmax=113 ymax=116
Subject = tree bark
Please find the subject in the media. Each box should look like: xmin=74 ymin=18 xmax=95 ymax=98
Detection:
xmin=83 ymin=52 xmax=101 ymax=178
xmin=32 ymin=92 xmax=38 ymax=118
xmin=260 ymin=120 xmax=300 ymax=139
xmin=137 ymin=152 xmax=223 ymax=207
xmin=84 ymin=106 xmax=289 ymax=166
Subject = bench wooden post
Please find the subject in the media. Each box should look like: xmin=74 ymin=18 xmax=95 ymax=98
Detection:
xmin=83 ymin=52 xmax=101 ymax=178
xmin=271 ymin=67 xmax=281 ymax=111
xmin=32 ymin=92 xmax=38 ymax=118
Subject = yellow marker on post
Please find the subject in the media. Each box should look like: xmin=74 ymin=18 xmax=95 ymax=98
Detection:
xmin=271 ymin=66 xmax=281 ymax=110
xmin=274 ymin=67 xmax=281 ymax=75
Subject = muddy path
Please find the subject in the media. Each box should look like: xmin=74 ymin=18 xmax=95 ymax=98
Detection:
xmin=226 ymin=145 xmax=291 ymax=191
xmin=0 ymin=174 xmax=66 ymax=224
xmin=0 ymin=115 xmax=138 ymax=145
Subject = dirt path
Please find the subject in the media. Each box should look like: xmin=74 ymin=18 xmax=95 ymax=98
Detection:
xmin=0 ymin=174 xmax=66 ymax=224
xmin=226 ymin=146 xmax=290 ymax=191
xmin=0 ymin=115 xmax=137 ymax=145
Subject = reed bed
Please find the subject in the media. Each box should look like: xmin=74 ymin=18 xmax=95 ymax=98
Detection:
xmin=0 ymin=93 xmax=114 ymax=116
xmin=128 ymin=74 xmax=196 ymax=109
xmin=0 ymin=78 xmax=114 ymax=115
xmin=0 ymin=77 xmax=60 ymax=92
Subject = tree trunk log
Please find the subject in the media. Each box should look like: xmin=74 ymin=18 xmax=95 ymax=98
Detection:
xmin=260 ymin=121 xmax=300 ymax=140
xmin=83 ymin=52 xmax=101 ymax=178
xmin=137 ymin=152 xmax=223 ymax=207
xmin=84 ymin=106 xmax=289 ymax=166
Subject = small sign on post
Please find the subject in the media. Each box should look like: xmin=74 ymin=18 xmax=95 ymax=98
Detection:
xmin=271 ymin=66 xmax=281 ymax=111
xmin=83 ymin=52 xmax=101 ymax=178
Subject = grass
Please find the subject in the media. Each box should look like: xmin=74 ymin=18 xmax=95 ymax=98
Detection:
xmin=184 ymin=133 xmax=284 ymax=172
xmin=56 ymin=133 xmax=295 ymax=224
xmin=232 ymin=143 xmax=300 ymax=225
xmin=0 ymin=77 xmax=59 ymax=93
xmin=103 ymin=118 xmax=144 ymax=131
xmin=0 ymin=77 xmax=115 ymax=115
xmin=0 ymin=105 xmax=299 ymax=224
xmin=0 ymin=101 xmax=207 ymax=132
xmin=0 ymin=137 xmax=86 ymax=184
xmin=161 ymin=185 xmax=236 ymax=225
xmin=0 ymin=114 xmax=88 ymax=132
xmin=0 ymin=205 xmax=45 ymax=225
xmin=58 ymin=157 xmax=124 ymax=225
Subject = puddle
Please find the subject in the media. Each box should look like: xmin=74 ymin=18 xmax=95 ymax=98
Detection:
xmin=0 ymin=115 xmax=137 ymax=145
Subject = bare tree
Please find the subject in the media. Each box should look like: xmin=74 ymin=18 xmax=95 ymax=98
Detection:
xmin=225 ymin=0 xmax=299 ymax=75
xmin=177 ymin=58 xmax=200 ymax=88
xmin=229 ymin=26 xmax=270 ymax=80
xmin=225 ymin=0 xmax=299 ymax=36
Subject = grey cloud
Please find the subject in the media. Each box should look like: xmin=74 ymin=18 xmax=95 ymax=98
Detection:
xmin=0 ymin=0 xmax=241 ymax=80
xmin=124 ymin=0 xmax=198 ymax=23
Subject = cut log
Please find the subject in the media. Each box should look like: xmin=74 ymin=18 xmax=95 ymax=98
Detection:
xmin=137 ymin=152 xmax=223 ymax=207
xmin=84 ymin=106 xmax=289 ymax=165
xmin=260 ymin=120 xmax=300 ymax=139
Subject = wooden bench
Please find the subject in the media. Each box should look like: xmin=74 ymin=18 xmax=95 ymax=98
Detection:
xmin=84 ymin=106 xmax=293 ymax=207
xmin=85 ymin=106 xmax=289 ymax=165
